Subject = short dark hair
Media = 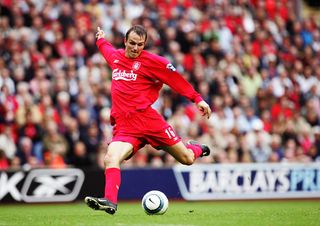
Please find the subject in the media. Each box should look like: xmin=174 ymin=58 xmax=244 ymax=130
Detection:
xmin=125 ymin=25 xmax=147 ymax=42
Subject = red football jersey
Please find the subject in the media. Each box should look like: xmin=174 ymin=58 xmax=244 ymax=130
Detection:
xmin=96 ymin=38 xmax=203 ymax=117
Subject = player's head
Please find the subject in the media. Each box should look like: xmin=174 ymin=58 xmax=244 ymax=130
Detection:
xmin=124 ymin=25 xmax=147 ymax=58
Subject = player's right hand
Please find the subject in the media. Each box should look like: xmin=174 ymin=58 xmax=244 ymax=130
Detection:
xmin=96 ymin=27 xmax=105 ymax=40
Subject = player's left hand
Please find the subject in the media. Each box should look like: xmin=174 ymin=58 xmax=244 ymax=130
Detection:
xmin=197 ymin=100 xmax=211 ymax=119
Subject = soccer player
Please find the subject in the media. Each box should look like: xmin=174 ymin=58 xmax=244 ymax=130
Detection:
xmin=85 ymin=25 xmax=212 ymax=215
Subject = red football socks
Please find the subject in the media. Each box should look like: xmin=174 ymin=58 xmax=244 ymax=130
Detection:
xmin=186 ymin=143 xmax=202 ymax=159
xmin=104 ymin=167 xmax=121 ymax=204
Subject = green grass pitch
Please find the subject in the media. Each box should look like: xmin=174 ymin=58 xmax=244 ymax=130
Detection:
xmin=0 ymin=200 xmax=319 ymax=226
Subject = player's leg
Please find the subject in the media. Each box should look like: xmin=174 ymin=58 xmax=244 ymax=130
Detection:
xmin=141 ymin=108 xmax=210 ymax=165
xmin=85 ymin=141 xmax=133 ymax=215
xmin=163 ymin=140 xmax=210 ymax=165
xmin=104 ymin=141 xmax=134 ymax=168
xmin=104 ymin=141 xmax=134 ymax=204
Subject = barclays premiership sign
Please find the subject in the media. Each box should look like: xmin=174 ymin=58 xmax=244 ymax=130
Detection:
xmin=1 ymin=163 xmax=320 ymax=203
xmin=173 ymin=163 xmax=320 ymax=200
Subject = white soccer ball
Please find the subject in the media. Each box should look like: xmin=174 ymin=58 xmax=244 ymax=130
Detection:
xmin=141 ymin=190 xmax=169 ymax=215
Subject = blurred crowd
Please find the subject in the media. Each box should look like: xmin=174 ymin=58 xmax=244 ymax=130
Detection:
xmin=0 ymin=0 xmax=319 ymax=170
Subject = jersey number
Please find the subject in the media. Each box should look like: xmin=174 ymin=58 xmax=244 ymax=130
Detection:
xmin=165 ymin=127 xmax=176 ymax=139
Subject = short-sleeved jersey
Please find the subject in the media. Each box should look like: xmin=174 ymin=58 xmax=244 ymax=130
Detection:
xmin=96 ymin=38 xmax=203 ymax=118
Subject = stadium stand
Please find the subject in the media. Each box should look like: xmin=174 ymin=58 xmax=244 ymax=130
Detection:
xmin=0 ymin=0 xmax=319 ymax=170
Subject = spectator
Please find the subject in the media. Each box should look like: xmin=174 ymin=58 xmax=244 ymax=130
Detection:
xmin=240 ymin=66 xmax=262 ymax=106
xmin=64 ymin=117 xmax=80 ymax=161
xmin=250 ymin=136 xmax=272 ymax=163
xmin=236 ymin=133 xmax=253 ymax=163
xmin=81 ymin=121 xmax=101 ymax=162
xmin=270 ymin=95 xmax=295 ymax=122
xmin=0 ymin=149 xmax=9 ymax=170
xmin=282 ymin=138 xmax=299 ymax=162
xmin=0 ymin=123 xmax=17 ymax=160
xmin=42 ymin=120 xmax=68 ymax=168
xmin=15 ymin=136 xmax=40 ymax=169
xmin=69 ymin=141 xmax=93 ymax=168
xmin=0 ymin=84 xmax=18 ymax=123
xmin=29 ymin=66 xmax=50 ymax=100
xmin=38 ymin=94 xmax=60 ymax=124
xmin=269 ymin=134 xmax=284 ymax=162
xmin=0 ymin=68 xmax=15 ymax=94
xmin=56 ymin=91 xmax=72 ymax=118
xmin=18 ymin=109 xmax=43 ymax=162
xmin=310 ymin=126 xmax=320 ymax=161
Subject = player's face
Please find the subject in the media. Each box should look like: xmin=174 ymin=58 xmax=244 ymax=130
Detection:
xmin=124 ymin=32 xmax=146 ymax=58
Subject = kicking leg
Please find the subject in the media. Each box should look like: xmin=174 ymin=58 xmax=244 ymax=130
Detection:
xmin=163 ymin=140 xmax=210 ymax=165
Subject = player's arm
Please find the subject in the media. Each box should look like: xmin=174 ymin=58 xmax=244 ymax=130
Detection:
xmin=151 ymin=58 xmax=211 ymax=119
xmin=166 ymin=73 xmax=211 ymax=119
xmin=95 ymin=27 xmax=116 ymax=64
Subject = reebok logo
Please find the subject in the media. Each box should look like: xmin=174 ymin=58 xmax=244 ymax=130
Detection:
xmin=0 ymin=168 xmax=84 ymax=203
xmin=31 ymin=175 xmax=77 ymax=197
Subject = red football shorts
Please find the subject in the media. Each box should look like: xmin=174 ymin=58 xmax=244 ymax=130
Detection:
xmin=111 ymin=107 xmax=181 ymax=158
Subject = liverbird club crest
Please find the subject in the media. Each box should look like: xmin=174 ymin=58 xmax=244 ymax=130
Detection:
xmin=132 ymin=61 xmax=141 ymax=70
